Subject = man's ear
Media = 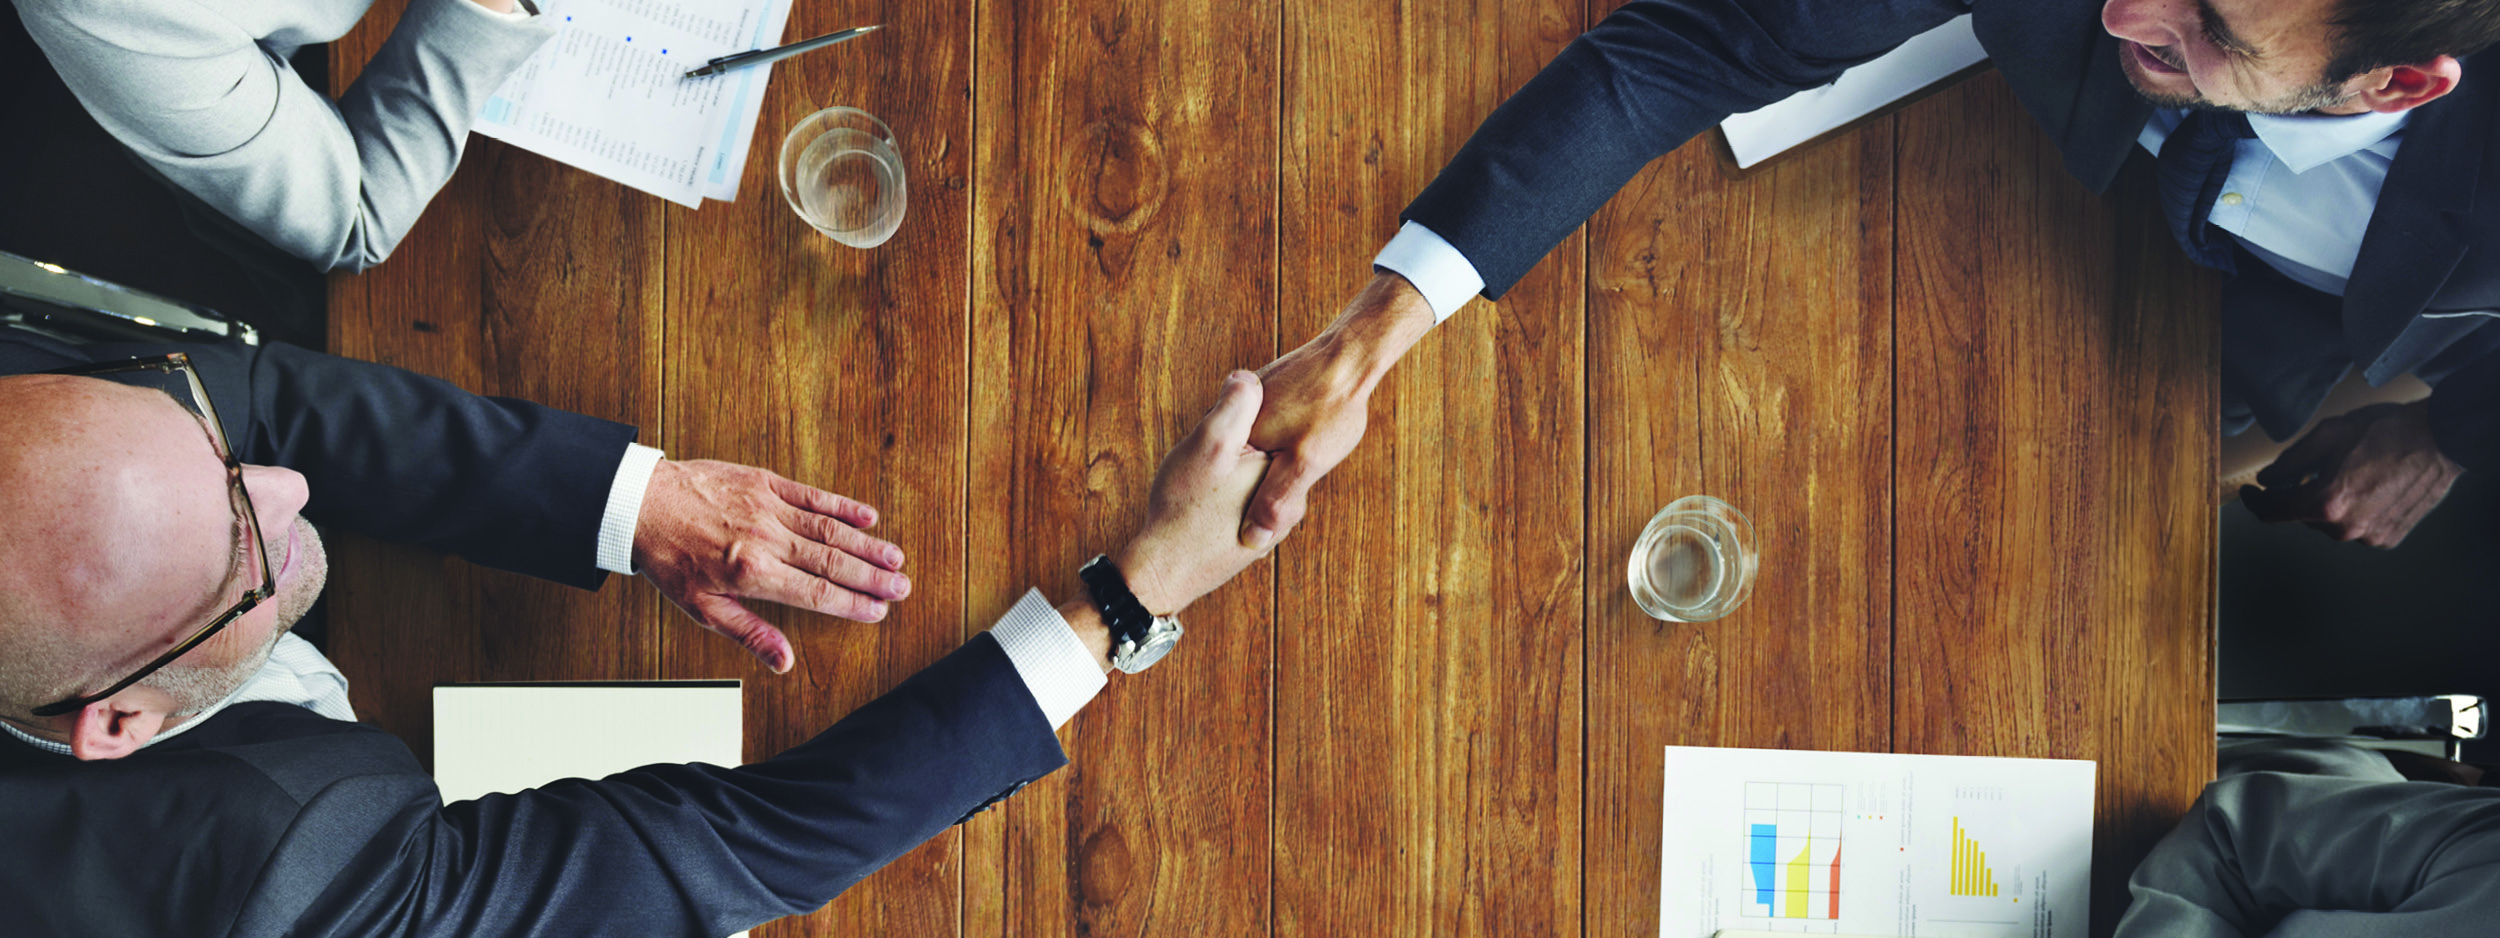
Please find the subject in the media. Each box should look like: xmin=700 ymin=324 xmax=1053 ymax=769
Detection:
xmin=68 ymin=698 xmax=169 ymax=761
xmin=2349 ymin=56 xmax=2463 ymax=113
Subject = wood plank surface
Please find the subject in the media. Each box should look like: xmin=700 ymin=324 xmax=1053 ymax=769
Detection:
xmin=1275 ymin=3 xmax=1587 ymax=938
xmin=1892 ymin=73 xmax=2219 ymax=937
xmin=653 ymin=1 xmax=979 ymax=936
xmin=970 ymin=1 xmax=1279 ymax=937
xmin=318 ymin=5 xmax=2222 ymax=938
xmin=1584 ymin=108 xmax=1898 ymax=938
xmin=326 ymin=0 xmax=669 ymax=764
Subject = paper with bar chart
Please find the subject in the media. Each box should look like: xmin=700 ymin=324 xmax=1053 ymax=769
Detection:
xmin=1659 ymin=747 xmax=2095 ymax=938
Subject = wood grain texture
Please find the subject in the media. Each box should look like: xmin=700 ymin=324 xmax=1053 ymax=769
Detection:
xmin=654 ymin=1 xmax=975 ymax=937
xmin=326 ymin=0 xmax=668 ymax=769
xmin=1892 ymin=72 xmax=2218 ymax=938
xmin=318 ymin=5 xmax=2221 ymax=937
xmin=970 ymin=1 xmax=1278 ymax=937
xmin=1275 ymin=3 xmax=1587 ymax=938
xmin=1584 ymin=107 xmax=1898 ymax=938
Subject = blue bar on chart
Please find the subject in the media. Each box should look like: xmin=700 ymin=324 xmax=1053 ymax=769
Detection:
xmin=1749 ymin=823 xmax=1778 ymax=909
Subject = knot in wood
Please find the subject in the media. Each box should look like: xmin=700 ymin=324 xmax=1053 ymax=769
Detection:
xmin=1061 ymin=119 xmax=1168 ymax=237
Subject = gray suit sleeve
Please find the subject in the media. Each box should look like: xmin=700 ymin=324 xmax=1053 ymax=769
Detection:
xmin=2115 ymin=772 xmax=2500 ymax=938
xmin=14 ymin=0 xmax=554 ymax=272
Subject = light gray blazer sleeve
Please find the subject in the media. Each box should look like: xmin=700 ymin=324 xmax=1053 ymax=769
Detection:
xmin=2115 ymin=772 xmax=2500 ymax=938
xmin=15 ymin=0 xmax=555 ymax=272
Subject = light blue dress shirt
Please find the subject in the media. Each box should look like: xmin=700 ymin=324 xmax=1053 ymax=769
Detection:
xmin=2135 ymin=107 xmax=2409 ymax=297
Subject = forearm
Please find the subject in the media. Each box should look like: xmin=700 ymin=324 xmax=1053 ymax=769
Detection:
xmin=185 ymin=339 xmax=634 ymax=589
xmin=22 ymin=0 xmax=554 ymax=271
xmin=323 ymin=0 xmax=555 ymax=269
xmin=417 ymin=633 xmax=1069 ymax=937
xmin=1404 ymin=0 xmax=1964 ymax=298
xmin=1053 ymin=600 xmax=1116 ymax=674
xmin=1308 ymin=271 xmax=1438 ymax=392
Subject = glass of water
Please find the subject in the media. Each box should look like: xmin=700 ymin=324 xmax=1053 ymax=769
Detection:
xmin=1627 ymin=495 xmax=1759 ymax=622
xmin=778 ymin=107 xmax=906 ymax=248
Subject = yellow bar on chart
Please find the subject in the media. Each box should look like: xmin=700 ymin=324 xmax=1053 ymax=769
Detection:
xmin=1948 ymin=817 xmax=1999 ymax=897
xmin=1952 ymin=819 xmax=1964 ymax=894
xmin=1785 ymin=836 xmax=1812 ymax=918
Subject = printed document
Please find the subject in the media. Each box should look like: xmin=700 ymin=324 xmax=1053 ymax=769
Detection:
xmin=1659 ymin=746 xmax=2095 ymax=938
xmin=1718 ymin=15 xmax=1988 ymax=170
xmin=474 ymin=0 xmax=796 ymax=207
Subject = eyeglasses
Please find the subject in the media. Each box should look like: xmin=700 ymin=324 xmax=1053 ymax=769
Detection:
xmin=27 ymin=353 xmax=273 ymax=718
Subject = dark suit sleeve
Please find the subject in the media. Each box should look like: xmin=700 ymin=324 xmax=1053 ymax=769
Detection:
xmin=101 ymin=338 xmax=636 ymax=589
xmin=300 ymin=634 xmax=1068 ymax=938
xmin=2428 ymin=350 xmax=2500 ymax=474
xmin=1403 ymin=0 xmax=1967 ymax=299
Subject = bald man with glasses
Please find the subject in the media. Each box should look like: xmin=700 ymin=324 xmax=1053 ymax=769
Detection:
xmin=2 ymin=355 xmax=304 ymax=757
xmin=0 ymin=331 xmax=1279 ymax=937
xmin=0 ymin=339 xmax=922 ymax=760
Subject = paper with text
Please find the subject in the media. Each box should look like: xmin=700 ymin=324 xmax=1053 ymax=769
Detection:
xmin=1659 ymin=746 xmax=2094 ymax=938
xmin=473 ymin=0 xmax=795 ymax=207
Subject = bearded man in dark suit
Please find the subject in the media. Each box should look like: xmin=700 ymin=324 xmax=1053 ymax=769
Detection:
xmin=1241 ymin=0 xmax=2500 ymax=550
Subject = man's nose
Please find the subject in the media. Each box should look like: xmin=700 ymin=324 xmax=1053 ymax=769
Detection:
xmin=2100 ymin=0 xmax=2184 ymax=47
xmin=238 ymin=464 xmax=310 ymax=524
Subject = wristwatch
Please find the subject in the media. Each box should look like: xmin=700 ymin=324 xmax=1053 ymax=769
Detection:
xmin=1079 ymin=554 xmax=1184 ymax=674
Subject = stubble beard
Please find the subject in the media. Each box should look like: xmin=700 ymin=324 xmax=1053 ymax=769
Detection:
xmin=152 ymin=518 xmax=331 ymax=717
xmin=2118 ymin=45 xmax=2356 ymax=116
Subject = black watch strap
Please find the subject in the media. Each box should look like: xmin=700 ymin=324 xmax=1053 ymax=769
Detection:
xmin=1078 ymin=555 xmax=1154 ymax=649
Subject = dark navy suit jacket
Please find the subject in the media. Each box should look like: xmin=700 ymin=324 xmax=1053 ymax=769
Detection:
xmin=1403 ymin=0 xmax=2500 ymax=472
xmin=0 ymin=332 xmax=1068 ymax=937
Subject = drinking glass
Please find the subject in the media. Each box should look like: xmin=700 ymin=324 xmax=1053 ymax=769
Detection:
xmin=1627 ymin=495 xmax=1759 ymax=622
xmin=778 ymin=107 xmax=906 ymax=248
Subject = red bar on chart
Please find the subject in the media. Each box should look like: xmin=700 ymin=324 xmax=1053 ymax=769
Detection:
xmin=1827 ymin=841 xmax=1841 ymax=919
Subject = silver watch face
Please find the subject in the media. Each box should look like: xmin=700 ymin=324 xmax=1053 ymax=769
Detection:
xmin=1112 ymin=617 xmax=1185 ymax=674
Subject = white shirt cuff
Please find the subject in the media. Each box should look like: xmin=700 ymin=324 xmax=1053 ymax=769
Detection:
xmin=987 ymin=588 xmax=1108 ymax=729
xmin=1372 ymin=220 xmax=1486 ymax=323
xmin=596 ymin=444 xmax=666 ymax=575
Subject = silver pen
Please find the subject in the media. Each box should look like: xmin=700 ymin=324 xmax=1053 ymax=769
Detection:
xmin=683 ymin=24 xmax=884 ymax=79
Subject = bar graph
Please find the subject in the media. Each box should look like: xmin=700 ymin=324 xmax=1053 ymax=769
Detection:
xmin=1950 ymin=816 xmax=1999 ymax=897
xmin=1740 ymin=782 xmax=1843 ymax=920
xmin=1660 ymin=747 xmax=2093 ymax=938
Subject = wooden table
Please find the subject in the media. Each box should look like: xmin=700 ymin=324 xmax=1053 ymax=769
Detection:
xmin=329 ymin=3 xmax=2218 ymax=936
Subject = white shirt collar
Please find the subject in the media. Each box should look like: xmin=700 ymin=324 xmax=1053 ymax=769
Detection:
xmin=0 ymin=633 xmax=355 ymax=757
xmin=2246 ymin=108 xmax=2410 ymax=174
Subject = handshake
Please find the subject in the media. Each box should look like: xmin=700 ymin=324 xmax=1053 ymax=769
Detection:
xmin=629 ymin=273 xmax=1434 ymax=672
xmin=630 ymin=370 xmax=1295 ymax=672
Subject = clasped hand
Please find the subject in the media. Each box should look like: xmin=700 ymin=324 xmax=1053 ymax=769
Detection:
xmin=2241 ymin=400 xmax=2465 ymax=548
xmin=1235 ymin=272 xmax=1434 ymax=549
xmin=1109 ymin=371 xmax=1279 ymax=614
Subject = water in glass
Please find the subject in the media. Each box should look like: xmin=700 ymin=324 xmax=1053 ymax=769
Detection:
xmin=779 ymin=107 xmax=905 ymax=248
xmin=1628 ymin=495 xmax=1758 ymax=622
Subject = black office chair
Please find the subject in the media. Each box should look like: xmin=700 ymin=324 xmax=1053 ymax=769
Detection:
xmin=0 ymin=248 xmax=257 ymax=346
xmin=2220 ymin=695 xmax=2488 ymax=762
